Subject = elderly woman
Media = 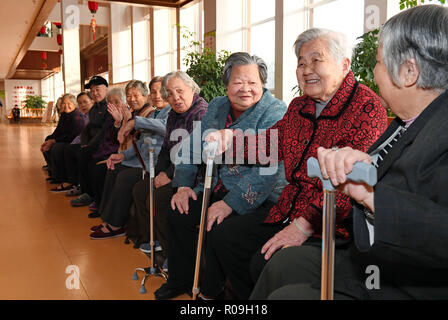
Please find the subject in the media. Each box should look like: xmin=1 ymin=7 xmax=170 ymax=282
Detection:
xmin=251 ymin=5 xmax=448 ymax=300
xmin=154 ymin=52 xmax=288 ymax=300
xmin=89 ymin=78 xmax=171 ymax=239
xmin=80 ymin=87 xmax=128 ymax=216
xmin=206 ymin=29 xmax=388 ymax=299
xmin=42 ymin=93 xmax=86 ymax=184
xmin=48 ymin=92 xmax=92 ymax=193
xmin=129 ymin=71 xmax=208 ymax=259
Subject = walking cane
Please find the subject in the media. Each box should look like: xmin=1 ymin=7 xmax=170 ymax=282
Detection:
xmin=307 ymin=157 xmax=377 ymax=300
xmin=132 ymin=138 xmax=168 ymax=294
xmin=192 ymin=140 xmax=218 ymax=300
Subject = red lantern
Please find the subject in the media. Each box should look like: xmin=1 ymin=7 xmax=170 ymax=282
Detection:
xmin=41 ymin=52 xmax=47 ymax=60
xmin=57 ymin=34 xmax=62 ymax=46
xmin=88 ymin=1 xmax=99 ymax=41
xmin=88 ymin=1 xmax=98 ymax=13
xmin=42 ymin=62 xmax=48 ymax=70
xmin=40 ymin=26 xmax=46 ymax=35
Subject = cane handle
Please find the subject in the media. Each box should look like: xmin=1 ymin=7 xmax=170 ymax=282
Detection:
xmin=307 ymin=157 xmax=377 ymax=191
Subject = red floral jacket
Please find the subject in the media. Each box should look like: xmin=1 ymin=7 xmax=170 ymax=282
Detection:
xmin=258 ymin=72 xmax=387 ymax=239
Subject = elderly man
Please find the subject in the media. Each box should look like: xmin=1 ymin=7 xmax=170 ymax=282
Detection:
xmin=71 ymin=75 xmax=112 ymax=207
xmin=251 ymin=5 xmax=448 ymax=300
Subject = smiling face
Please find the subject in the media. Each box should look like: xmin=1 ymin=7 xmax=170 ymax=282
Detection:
xmin=126 ymin=87 xmax=148 ymax=111
xmin=149 ymin=81 xmax=168 ymax=109
xmin=89 ymin=84 xmax=107 ymax=103
xmin=107 ymin=94 xmax=125 ymax=110
xmin=296 ymin=38 xmax=349 ymax=102
xmin=226 ymin=64 xmax=263 ymax=113
xmin=61 ymin=96 xmax=76 ymax=113
xmin=164 ymin=77 xmax=195 ymax=114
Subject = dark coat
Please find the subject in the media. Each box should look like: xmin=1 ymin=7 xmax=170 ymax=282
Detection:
xmin=335 ymin=90 xmax=448 ymax=299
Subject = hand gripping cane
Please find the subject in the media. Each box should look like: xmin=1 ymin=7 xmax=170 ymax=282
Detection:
xmin=192 ymin=141 xmax=218 ymax=300
xmin=307 ymin=157 xmax=377 ymax=300
xmin=132 ymin=139 xmax=168 ymax=294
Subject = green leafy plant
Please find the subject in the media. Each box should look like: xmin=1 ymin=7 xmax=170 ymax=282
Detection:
xmin=24 ymin=95 xmax=46 ymax=117
xmin=351 ymin=29 xmax=380 ymax=95
xmin=399 ymin=0 xmax=446 ymax=9
xmin=181 ymin=27 xmax=230 ymax=102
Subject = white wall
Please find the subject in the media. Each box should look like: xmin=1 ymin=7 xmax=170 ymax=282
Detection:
xmin=4 ymin=79 xmax=42 ymax=113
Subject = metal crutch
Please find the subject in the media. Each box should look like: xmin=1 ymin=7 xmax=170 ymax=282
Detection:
xmin=132 ymin=139 xmax=168 ymax=294
xmin=192 ymin=141 xmax=218 ymax=300
xmin=307 ymin=157 xmax=377 ymax=300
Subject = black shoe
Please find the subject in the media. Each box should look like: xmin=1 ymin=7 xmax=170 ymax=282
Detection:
xmin=88 ymin=211 xmax=100 ymax=218
xmin=154 ymin=283 xmax=191 ymax=300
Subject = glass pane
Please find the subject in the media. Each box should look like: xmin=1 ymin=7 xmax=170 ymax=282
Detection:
xmin=313 ymin=0 xmax=364 ymax=47
xmin=250 ymin=20 xmax=275 ymax=90
xmin=250 ymin=0 xmax=275 ymax=23
xmin=134 ymin=60 xmax=149 ymax=84
xmin=154 ymin=54 xmax=171 ymax=78
xmin=154 ymin=9 xmax=171 ymax=56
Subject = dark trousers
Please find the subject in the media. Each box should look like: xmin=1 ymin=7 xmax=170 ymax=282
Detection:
xmin=78 ymin=147 xmax=94 ymax=196
xmin=249 ymin=242 xmax=355 ymax=300
xmin=100 ymin=164 xmax=144 ymax=227
xmin=200 ymin=201 xmax=282 ymax=299
xmin=51 ymin=142 xmax=69 ymax=183
xmin=64 ymin=143 xmax=81 ymax=185
xmin=132 ymin=179 xmax=174 ymax=258
xmin=87 ymin=160 xmax=108 ymax=205
xmin=43 ymin=150 xmax=52 ymax=174
xmin=165 ymin=191 xmax=281 ymax=298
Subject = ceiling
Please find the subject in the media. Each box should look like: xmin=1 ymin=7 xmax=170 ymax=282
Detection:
xmin=0 ymin=0 xmax=194 ymax=81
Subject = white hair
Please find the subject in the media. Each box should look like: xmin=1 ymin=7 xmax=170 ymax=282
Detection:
xmin=294 ymin=28 xmax=353 ymax=64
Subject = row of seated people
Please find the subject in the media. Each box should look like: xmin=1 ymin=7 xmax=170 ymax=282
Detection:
xmin=41 ymin=5 xmax=448 ymax=300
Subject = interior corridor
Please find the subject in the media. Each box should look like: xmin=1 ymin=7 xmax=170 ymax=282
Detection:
xmin=0 ymin=121 xmax=177 ymax=300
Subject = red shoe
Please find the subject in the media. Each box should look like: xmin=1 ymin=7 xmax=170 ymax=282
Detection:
xmin=51 ymin=184 xmax=74 ymax=193
xmin=90 ymin=225 xmax=126 ymax=240
xmin=90 ymin=224 xmax=104 ymax=232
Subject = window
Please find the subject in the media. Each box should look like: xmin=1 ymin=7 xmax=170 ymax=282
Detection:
xmin=110 ymin=4 xmax=133 ymax=83
xmin=312 ymin=0 xmax=364 ymax=47
xmin=132 ymin=7 xmax=150 ymax=83
xmin=154 ymin=7 xmax=177 ymax=77
xmin=180 ymin=1 xmax=204 ymax=71
xmin=249 ymin=0 xmax=276 ymax=90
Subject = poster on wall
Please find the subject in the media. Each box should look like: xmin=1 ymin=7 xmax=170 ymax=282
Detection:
xmin=4 ymin=79 xmax=41 ymax=114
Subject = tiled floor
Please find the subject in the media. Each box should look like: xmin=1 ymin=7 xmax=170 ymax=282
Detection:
xmin=0 ymin=122 xmax=189 ymax=300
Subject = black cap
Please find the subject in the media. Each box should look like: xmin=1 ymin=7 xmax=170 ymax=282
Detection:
xmin=85 ymin=76 xmax=108 ymax=89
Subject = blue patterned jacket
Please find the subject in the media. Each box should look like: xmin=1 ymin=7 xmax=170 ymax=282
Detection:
xmin=173 ymin=89 xmax=287 ymax=215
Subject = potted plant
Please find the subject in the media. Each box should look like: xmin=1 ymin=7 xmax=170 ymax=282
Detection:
xmin=181 ymin=27 xmax=230 ymax=103
xmin=24 ymin=95 xmax=46 ymax=117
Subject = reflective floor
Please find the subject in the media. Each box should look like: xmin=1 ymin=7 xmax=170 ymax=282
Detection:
xmin=0 ymin=121 xmax=189 ymax=300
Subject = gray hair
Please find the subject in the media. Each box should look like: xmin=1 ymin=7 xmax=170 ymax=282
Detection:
xmin=222 ymin=52 xmax=268 ymax=86
xmin=61 ymin=93 xmax=77 ymax=107
xmin=380 ymin=4 xmax=448 ymax=90
xmin=161 ymin=71 xmax=201 ymax=100
xmin=125 ymin=80 xmax=149 ymax=96
xmin=294 ymin=28 xmax=352 ymax=64
xmin=106 ymin=87 xmax=126 ymax=104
